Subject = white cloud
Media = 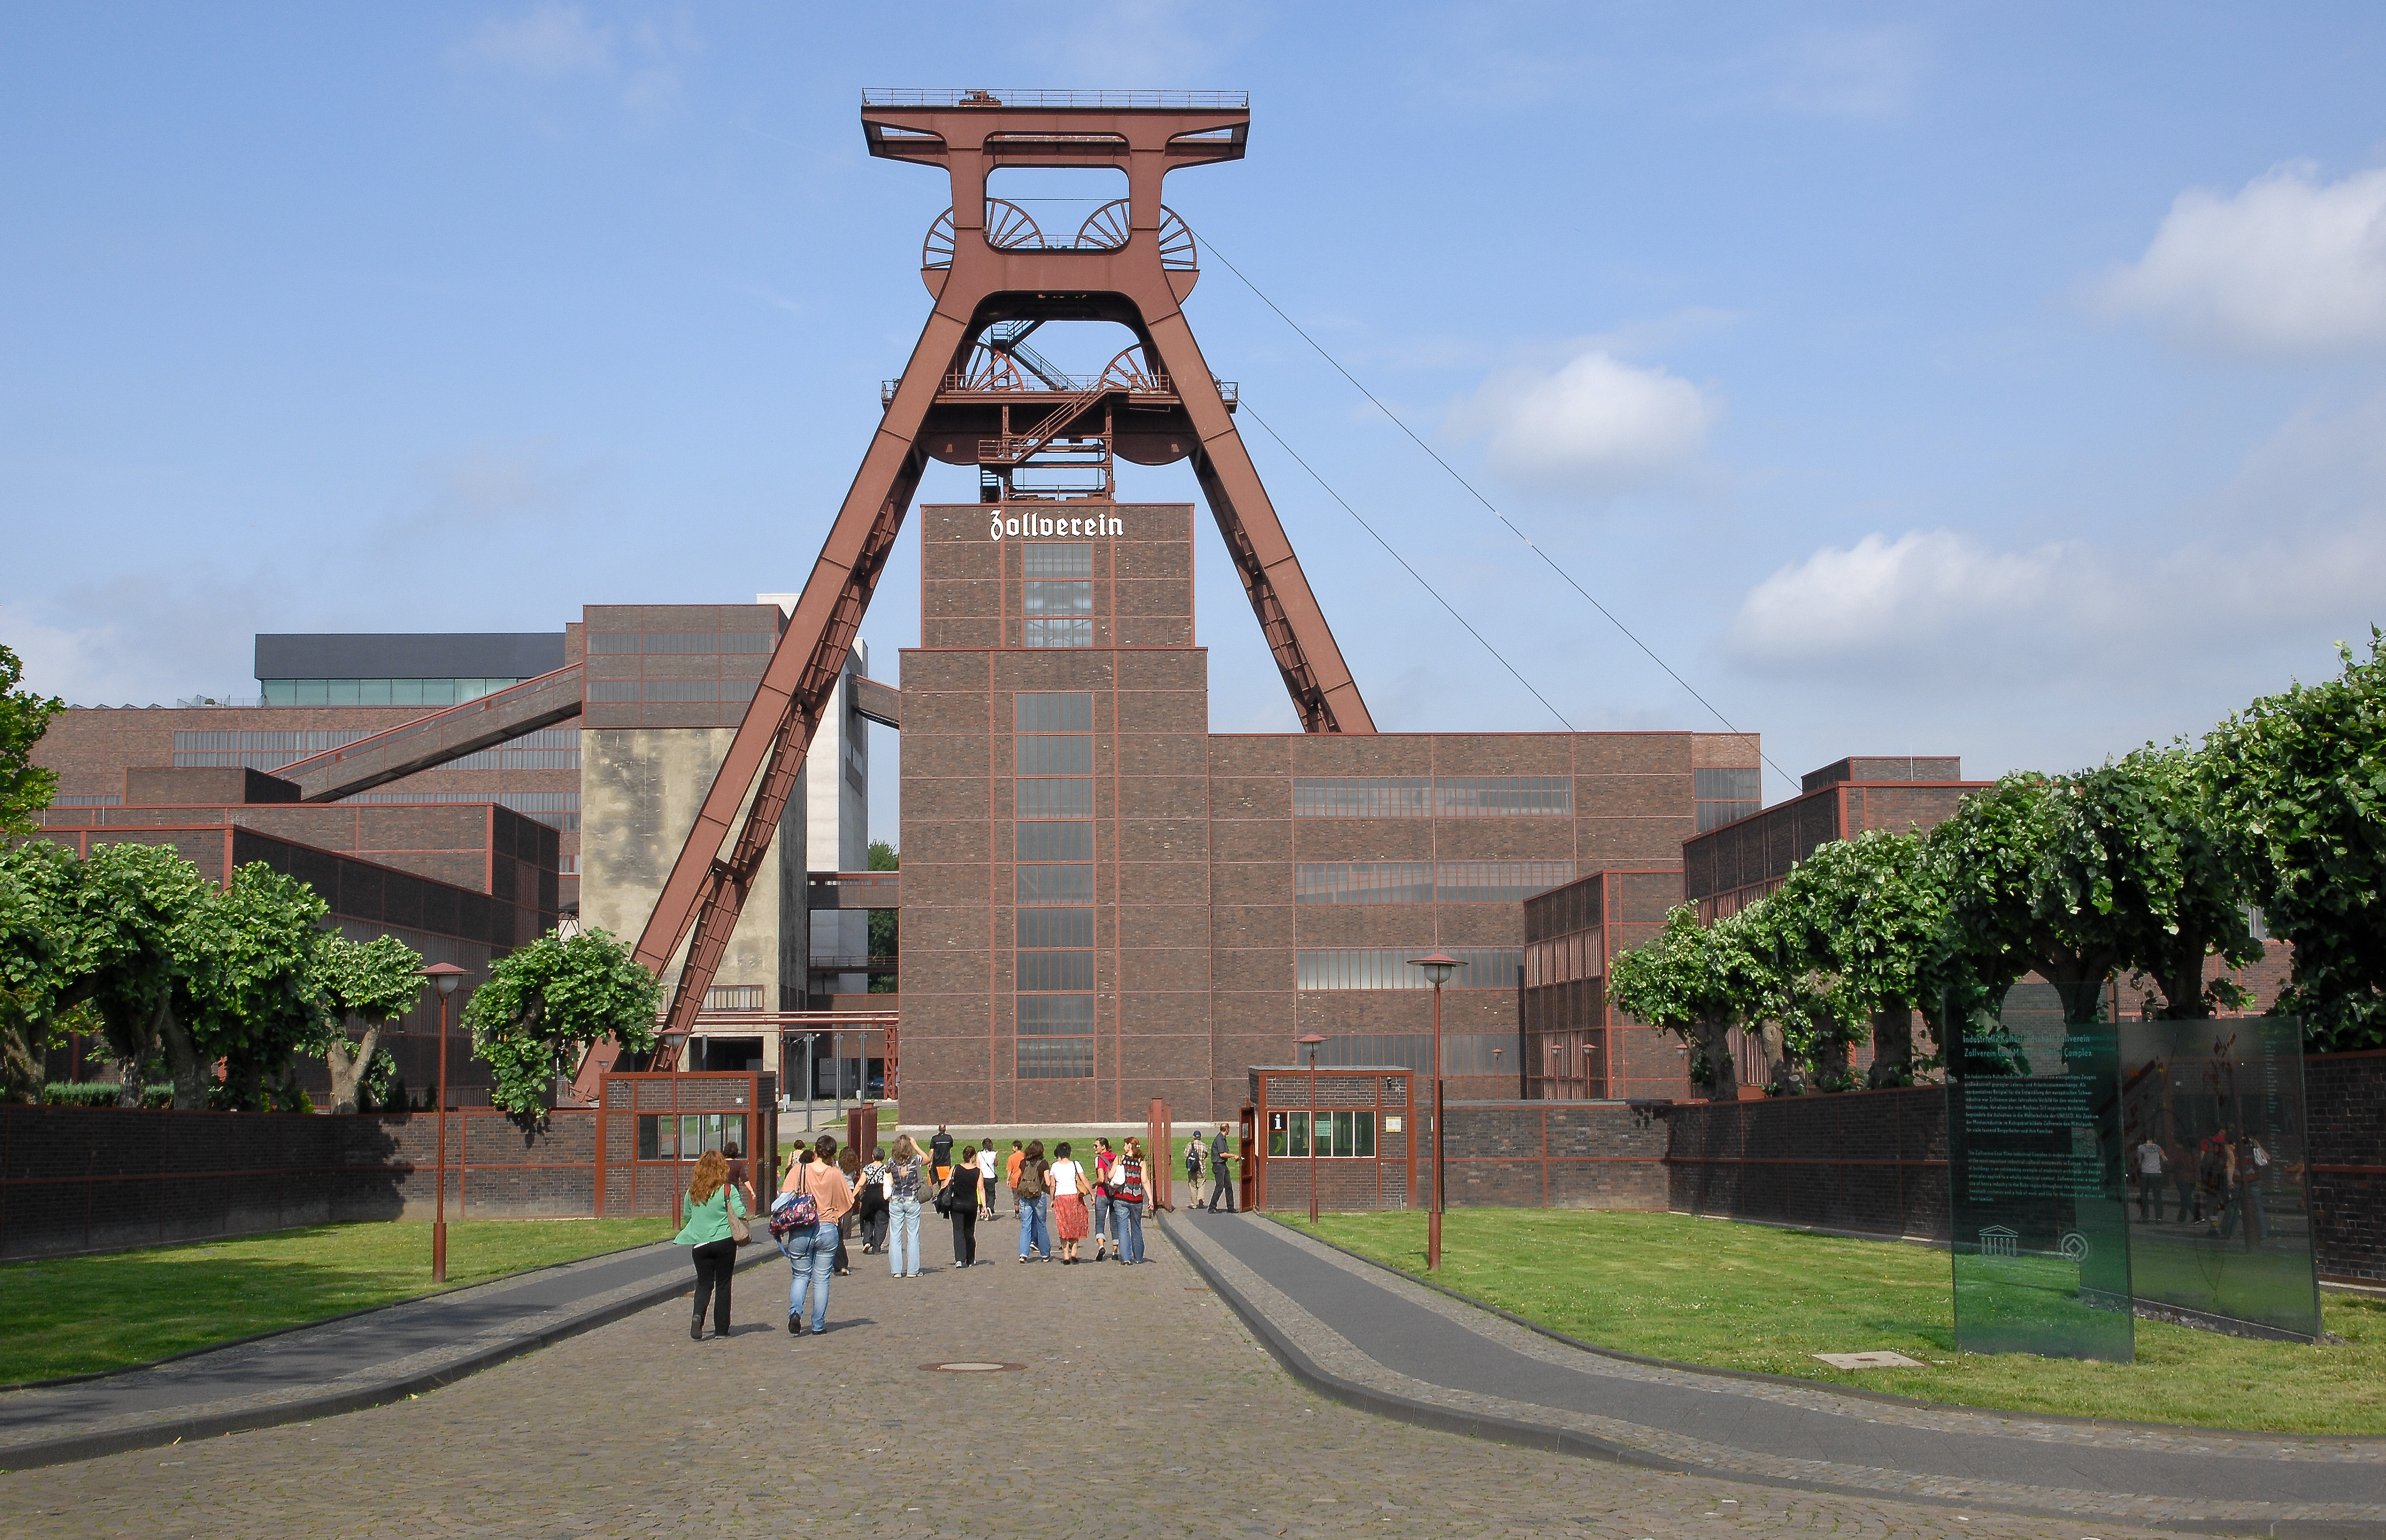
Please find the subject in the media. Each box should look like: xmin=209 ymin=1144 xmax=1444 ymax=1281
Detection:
xmin=455 ymin=3 xmax=613 ymax=76
xmin=1450 ymin=350 xmax=1715 ymax=494
xmin=2098 ymin=163 xmax=2386 ymax=357
xmin=1723 ymin=530 xmax=2088 ymax=669
xmin=2 ymin=575 xmax=271 ymax=708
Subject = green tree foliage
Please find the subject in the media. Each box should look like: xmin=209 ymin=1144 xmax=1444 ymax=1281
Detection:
xmin=0 ymin=642 xmax=65 ymax=836
xmin=2202 ymin=630 xmax=2386 ymax=1050
xmin=867 ymin=838 xmax=896 ymax=993
xmin=170 ymin=864 xmax=332 ymax=1111
xmin=314 ymin=932 xmax=425 ymax=1113
xmin=0 ymin=840 xmax=79 ymax=1100
xmin=465 ymin=928 xmax=659 ymax=1121
xmin=59 ymin=843 xmax=211 ymax=1104
xmin=1760 ymin=830 xmax=1951 ymax=1088
xmin=1607 ymin=905 xmax=1772 ymax=1099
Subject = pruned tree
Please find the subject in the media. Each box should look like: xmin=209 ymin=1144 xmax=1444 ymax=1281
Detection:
xmin=1608 ymin=904 xmax=1772 ymax=1100
xmin=170 ymin=863 xmax=332 ymax=1110
xmin=1762 ymin=830 xmax=1950 ymax=1088
xmin=0 ymin=840 xmax=78 ymax=1100
xmin=2085 ymin=746 xmax=2264 ymax=1020
xmin=57 ymin=842 xmax=210 ymax=1105
xmin=314 ymin=932 xmax=425 ymax=1114
xmin=465 ymin=928 xmax=659 ymax=1121
xmin=2201 ymin=630 xmax=2386 ymax=1050
xmin=0 ymin=642 xmax=64 ymax=838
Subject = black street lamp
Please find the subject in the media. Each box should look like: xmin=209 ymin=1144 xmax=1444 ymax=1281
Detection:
xmin=417 ymin=962 xmax=468 ymax=1283
xmin=1407 ymin=952 xmax=1464 ymax=1270
xmin=1299 ymin=1033 xmax=1325 ymax=1225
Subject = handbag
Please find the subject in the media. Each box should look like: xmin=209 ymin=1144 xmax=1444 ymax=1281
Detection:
xmin=769 ymin=1169 xmax=819 ymax=1240
xmin=726 ymin=1184 xmax=752 ymax=1246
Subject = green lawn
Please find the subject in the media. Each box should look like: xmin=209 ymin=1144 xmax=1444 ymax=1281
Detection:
xmin=0 ymin=1218 xmax=671 ymax=1384
xmin=1283 ymin=1208 xmax=2386 ymax=1435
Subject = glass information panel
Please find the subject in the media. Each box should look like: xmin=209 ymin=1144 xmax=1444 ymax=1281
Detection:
xmin=2119 ymin=1016 xmax=2320 ymax=1339
xmin=1945 ymin=983 xmax=2134 ymax=1361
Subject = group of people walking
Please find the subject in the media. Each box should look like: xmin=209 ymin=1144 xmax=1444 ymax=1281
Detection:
xmin=675 ymin=1125 xmax=1221 ymax=1339
xmin=2131 ymin=1128 xmax=2273 ymax=1246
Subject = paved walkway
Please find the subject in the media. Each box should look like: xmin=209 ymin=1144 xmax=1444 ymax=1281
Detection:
xmin=0 ymin=1238 xmax=776 ymax=1469
xmin=1 ymin=1211 xmax=2201 ymax=1540
xmin=1167 ymin=1211 xmax=2386 ymax=1537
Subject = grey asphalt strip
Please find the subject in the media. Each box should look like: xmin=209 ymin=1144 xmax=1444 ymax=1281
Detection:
xmin=0 ymin=1240 xmax=780 ymax=1470
xmin=1176 ymin=1211 xmax=2386 ymax=1513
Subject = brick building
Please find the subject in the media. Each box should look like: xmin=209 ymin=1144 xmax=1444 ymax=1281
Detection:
xmin=894 ymin=502 xmax=1759 ymax=1125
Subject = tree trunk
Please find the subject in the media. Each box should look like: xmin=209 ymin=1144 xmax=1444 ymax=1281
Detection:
xmin=156 ymin=1002 xmax=210 ymax=1111
xmin=1755 ymin=1022 xmax=1802 ymax=1094
xmin=115 ymin=1054 xmax=147 ymax=1108
xmin=1868 ymin=1007 xmax=1916 ymax=1088
xmin=1691 ymin=1017 xmax=1738 ymax=1101
xmin=1811 ymin=1030 xmax=1850 ymax=1088
xmin=324 ymin=1021 xmax=382 ymax=1115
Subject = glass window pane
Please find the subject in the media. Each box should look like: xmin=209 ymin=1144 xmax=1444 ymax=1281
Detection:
xmin=1015 ymin=779 xmax=1095 ymax=818
xmin=1354 ymin=1111 xmax=1376 ymax=1158
xmin=358 ymin=678 xmax=392 ymax=705
xmin=1287 ymin=1114 xmax=1307 ymax=1157
xmin=1014 ymin=692 xmax=1094 ymax=732
xmin=637 ymin=1115 xmax=659 ymax=1160
xmin=1022 ymin=579 xmax=1094 ymax=615
xmin=393 ymin=678 xmax=424 ymax=706
xmin=1016 ymin=737 xmax=1095 ymax=775
xmin=1016 ymin=822 xmax=1094 ymax=861
xmin=1017 ymin=908 xmax=1094 ymax=947
xmin=1023 ymin=542 xmax=1094 ymax=579
xmin=1334 ymin=1111 xmax=1354 ymax=1157
xmin=1017 ymin=950 xmax=1095 ymax=991
xmin=1268 ymin=1125 xmax=1287 ymax=1157
xmin=1017 ymin=865 xmax=1095 ymax=904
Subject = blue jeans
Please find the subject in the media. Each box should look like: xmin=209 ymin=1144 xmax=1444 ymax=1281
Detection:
xmin=1017 ymin=1192 xmax=1051 ymax=1258
xmin=779 ymin=1219 xmax=837 ymax=1332
xmin=1113 ymin=1199 xmax=1145 ymax=1262
xmin=1090 ymin=1190 xmax=1114 ymax=1245
xmin=889 ymin=1196 xmax=923 ymax=1275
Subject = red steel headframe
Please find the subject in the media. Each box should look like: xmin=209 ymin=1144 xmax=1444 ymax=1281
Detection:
xmin=590 ymin=93 xmax=1372 ymax=1088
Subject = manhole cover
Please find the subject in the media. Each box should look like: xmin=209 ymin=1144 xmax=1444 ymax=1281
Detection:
xmin=921 ymin=1361 xmax=1024 ymax=1373
xmin=1812 ymin=1350 xmax=1925 ymax=1370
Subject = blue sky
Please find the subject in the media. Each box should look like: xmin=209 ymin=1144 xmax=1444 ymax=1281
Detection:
xmin=5 ymin=3 xmax=2385 ymax=841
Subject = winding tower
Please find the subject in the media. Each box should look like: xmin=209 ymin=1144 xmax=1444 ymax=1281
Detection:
xmin=613 ymin=90 xmax=1373 ymax=1069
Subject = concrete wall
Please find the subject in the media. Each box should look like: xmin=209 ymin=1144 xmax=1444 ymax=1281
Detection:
xmin=579 ymin=726 xmax=805 ymax=1028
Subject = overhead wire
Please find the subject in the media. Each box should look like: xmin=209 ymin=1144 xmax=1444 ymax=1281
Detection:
xmin=1190 ymin=223 xmax=1793 ymax=789
xmin=1237 ymin=398 xmax=1577 ymax=732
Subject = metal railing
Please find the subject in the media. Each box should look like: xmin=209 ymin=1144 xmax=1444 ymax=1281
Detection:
xmin=863 ymin=88 xmax=1248 ymax=110
xmin=881 ymin=374 xmax=1234 ymax=405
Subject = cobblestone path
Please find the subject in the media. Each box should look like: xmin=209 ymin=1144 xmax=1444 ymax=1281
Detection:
xmin=0 ymin=1219 xmax=2181 ymax=1539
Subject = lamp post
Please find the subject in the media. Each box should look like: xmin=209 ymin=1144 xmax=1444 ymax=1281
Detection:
xmin=1407 ymin=952 xmax=1464 ymax=1270
xmin=418 ymin=962 xmax=468 ymax=1283
xmin=1298 ymin=1033 xmax=1325 ymax=1225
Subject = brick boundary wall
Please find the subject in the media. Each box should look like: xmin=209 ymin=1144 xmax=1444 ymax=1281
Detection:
xmin=2303 ymin=1049 xmax=2386 ymax=1285
xmin=0 ymin=1106 xmax=603 ymax=1262
xmin=1433 ymin=1102 xmax=1671 ymax=1211
xmin=1659 ymin=1050 xmax=2386 ymax=1284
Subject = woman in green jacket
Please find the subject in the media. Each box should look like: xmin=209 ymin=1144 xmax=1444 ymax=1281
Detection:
xmin=675 ymin=1149 xmax=751 ymax=1340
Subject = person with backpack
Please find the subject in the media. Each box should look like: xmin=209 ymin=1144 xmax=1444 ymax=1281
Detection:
xmin=1107 ymin=1136 xmax=1149 ymax=1264
xmin=1014 ymin=1139 xmax=1052 ymax=1262
xmin=772 ymin=1146 xmax=853 ymax=1336
xmin=1089 ymin=1137 xmax=1117 ymax=1262
xmin=854 ymin=1145 xmax=891 ymax=1255
xmin=1184 ymin=1131 xmax=1203 ymax=1197
xmin=674 ymin=1149 xmax=751 ymax=1341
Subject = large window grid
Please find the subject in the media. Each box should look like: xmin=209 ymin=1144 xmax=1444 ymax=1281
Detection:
xmin=1014 ymin=692 xmax=1096 ymax=1079
xmin=1695 ymin=767 xmax=1761 ymax=832
xmin=1293 ymin=861 xmax=1576 ymax=904
xmin=1295 ymin=948 xmax=1523 ymax=990
xmin=259 ymin=678 xmax=522 ymax=708
xmin=1292 ymin=776 xmax=1575 ymax=818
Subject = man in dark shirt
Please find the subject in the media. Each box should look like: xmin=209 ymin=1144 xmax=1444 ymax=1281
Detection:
xmin=929 ymin=1123 xmax=955 ymax=1172
xmin=1206 ymin=1125 xmax=1237 ymax=1212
